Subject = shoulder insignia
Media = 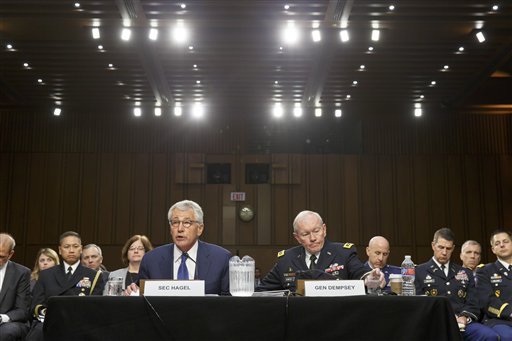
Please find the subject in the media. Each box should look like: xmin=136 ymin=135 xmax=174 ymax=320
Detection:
xmin=277 ymin=250 xmax=286 ymax=258
xmin=343 ymin=243 xmax=354 ymax=249
xmin=477 ymin=264 xmax=485 ymax=268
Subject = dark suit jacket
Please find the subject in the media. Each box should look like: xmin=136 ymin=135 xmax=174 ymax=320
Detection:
xmin=0 ymin=260 xmax=31 ymax=322
xmin=476 ymin=260 xmax=512 ymax=326
xmin=415 ymin=259 xmax=479 ymax=320
xmin=257 ymin=240 xmax=370 ymax=292
xmin=138 ymin=240 xmax=231 ymax=295
xmin=31 ymin=263 xmax=104 ymax=317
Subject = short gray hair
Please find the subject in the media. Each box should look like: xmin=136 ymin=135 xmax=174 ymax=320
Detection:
xmin=168 ymin=200 xmax=204 ymax=224
xmin=0 ymin=233 xmax=16 ymax=252
xmin=82 ymin=243 xmax=103 ymax=256
xmin=292 ymin=210 xmax=323 ymax=232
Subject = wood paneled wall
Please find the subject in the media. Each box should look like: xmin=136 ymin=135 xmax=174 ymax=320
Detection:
xmin=1 ymin=110 xmax=511 ymax=274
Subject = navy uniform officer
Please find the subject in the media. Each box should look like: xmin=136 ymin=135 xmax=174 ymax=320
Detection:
xmin=415 ymin=228 xmax=498 ymax=341
xmin=476 ymin=229 xmax=512 ymax=340
xmin=365 ymin=236 xmax=401 ymax=293
xmin=256 ymin=210 xmax=384 ymax=293
xmin=26 ymin=231 xmax=104 ymax=341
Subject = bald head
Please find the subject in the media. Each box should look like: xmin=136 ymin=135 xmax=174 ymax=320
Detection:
xmin=366 ymin=236 xmax=390 ymax=269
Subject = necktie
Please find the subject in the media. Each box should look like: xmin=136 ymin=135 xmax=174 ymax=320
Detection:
xmin=441 ymin=264 xmax=446 ymax=276
xmin=66 ymin=266 xmax=73 ymax=279
xmin=309 ymin=254 xmax=317 ymax=270
xmin=178 ymin=253 xmax=189 ymax=280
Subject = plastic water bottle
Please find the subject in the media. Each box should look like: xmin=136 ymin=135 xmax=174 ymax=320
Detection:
xmin=229 ymin=255 xmax=255 ymax=296
xmin=401 ymin=255 xmax=416 ymax=296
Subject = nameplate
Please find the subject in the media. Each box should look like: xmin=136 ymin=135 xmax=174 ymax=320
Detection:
xmin=142 ymin=280 xmax=205 ymax=296
xmin=304 ymin=280 xmax=365 ymax=297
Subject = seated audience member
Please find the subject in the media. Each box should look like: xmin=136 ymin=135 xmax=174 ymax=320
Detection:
xmin=365 ymin=236 xmax=401 ymax=293
xmin=0 ymin=233 xmax=31 ymax=341
xmin=254 ymin=267 xmax=262 ymax=288
xmin=81 ymin=243 xmax=109 ymax=282
xmin=256 ymin=210 xmax=384 ymax=293
xmin=476 ymin=229 xmax=512 ymax=339
xmin=30 ymin=248 xmax=59 ymax=291
xmin=27 ymin=231 xmax=105 ymax=341
xmin=105 ymin=234 xmax=153 ymax=294
xmin=125 ymin=200 xmax=231 ymax=296
xmin=415 ymin=228 xmax=498 ymax=340
xmin=460 ymin=240 xmax=482 ymax=276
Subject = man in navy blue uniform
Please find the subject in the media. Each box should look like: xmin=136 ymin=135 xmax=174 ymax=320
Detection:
xmin=476 ymin=229 xmax=512 ymax=339
xmin=415 ymin=228 xmax=498 ymax=340
xmin=364 ymin=236 xmax=401 ymax=293
xmin=256 ymin=210 xmax=384 ymax=293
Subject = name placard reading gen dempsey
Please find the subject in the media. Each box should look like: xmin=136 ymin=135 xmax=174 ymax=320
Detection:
xmin=304 ymin=280 xmax=365 ymax=297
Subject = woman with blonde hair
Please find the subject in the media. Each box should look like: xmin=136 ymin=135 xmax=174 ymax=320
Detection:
xmin=104 ymin=235 xmax=153 ymax=294
xmin=30 ymin=248 xmax=59 ymax=291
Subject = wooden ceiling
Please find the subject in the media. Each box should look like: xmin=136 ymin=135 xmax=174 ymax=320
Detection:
xmin=1 ymin=0 xmax=511 ymax=118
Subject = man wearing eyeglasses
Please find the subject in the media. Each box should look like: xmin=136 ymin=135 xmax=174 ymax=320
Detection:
xmin=256 ymin=210 xmax=384 ymax=293
xmin=125 ymin=200 xmax=231 ymax=295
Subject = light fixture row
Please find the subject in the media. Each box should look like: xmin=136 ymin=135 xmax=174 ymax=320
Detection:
xmin=272 ymin=103 xmax=342 ymax=119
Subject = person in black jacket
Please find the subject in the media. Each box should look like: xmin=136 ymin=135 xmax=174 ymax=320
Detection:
xmin=415 ymin=228 xmax=498 ymax=340
xmin=256 ymin=210 xmax=383 ymax=293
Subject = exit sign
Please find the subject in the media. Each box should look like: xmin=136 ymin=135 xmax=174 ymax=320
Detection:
xmin=230 ymin=192 xmax=246 ymax=201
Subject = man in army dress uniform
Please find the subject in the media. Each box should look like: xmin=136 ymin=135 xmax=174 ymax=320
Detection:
xmin=26 ymin=231 xmax=104 ymax=341
xmin=365 ymin=236 xmax=401 ymax=293
xmin=415 ymin=228 xmax=498 ymax=340
xmin=256 ymin=210 xmax=384 ymax=293
xmin=476 ymin=229 xmax=512 ymax=339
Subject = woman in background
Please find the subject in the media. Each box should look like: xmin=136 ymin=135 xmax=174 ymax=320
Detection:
xmin=105 ymin=234 xmax=153 ymax=293
xmin=30 ymin=248 xmax=59 ymax=291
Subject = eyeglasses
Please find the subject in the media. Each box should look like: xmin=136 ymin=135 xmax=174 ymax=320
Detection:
xmin=169 ymin=220 xmax=198 ymax=229
xmin=128 ymin=246 xmax=145 ymax=252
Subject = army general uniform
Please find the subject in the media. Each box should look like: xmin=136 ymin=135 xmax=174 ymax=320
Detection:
xmin=476 ymin=260 xmax=512 ymax=340
xmin=256 ymin=240 xmax=369 ymax=292
xmin=415 ymin=258 xmax=498 ymax=341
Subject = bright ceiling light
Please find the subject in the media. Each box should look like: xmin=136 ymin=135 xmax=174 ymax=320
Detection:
xmin=273 ymin=103 xmax=283 ymax=118
xmin=293 ymin=103 xmax=302 ymax=117
xmin=92 ymin=28 xmax=100 ymax=39
xmin=53 ymin=108 xmax=61 ymax=116
xmin=74 ymin=2 xmax=80 ymax=8
xmin=311 ymin=30 xmax=321 ymax=42
xmin=476 ymin=31 xmax=485 ymax=43
xmin=173 ymin=23 xmax=189 ymax=44
xmin=414 ymin=103 xmax=422 ymax=117
xmin=335 ymin=109 xmax=342 ymax=117
xmin=315 ymin=108 xmax=322 ymax=117
xmin=430 ymin=81 xmax=436 ymax=86
xmin=458 ymin=46 xmax=465 ymax=52
xmin=37 ymin=78 xmax=43 ymax=83
xmin=368 ymin=46 xmax=374 ymax=52
xmin=284 ymin=4 xmax=290 ymax=10
xmin=154 ymin=106 xmax=162 ymax=116
xmin=492 ymin=4 xmax=499 ymax=11
xmin=340 ymin=30 xmax=349 ymax=42
xmin=97 ymin=45 xmax=103 ymax=50
xmin=174 ymin=102 xmax=182 ymax=116
xmin=371 ymin=29 xmax=380 ymax=41
xmin=133 ymin=107 xmax=141 ymax=117
xmin=283 ymin=22 xmax=300 ymax=45
xmin=180 ymin=3 xmax=186 ymax=9
xmin=192 ymin=102 xmax=204 ymax=118
xmin=23 ymin=62 xmax=29 ymax=68
xmin=149 ymin=28 xmax=158 ymax=41
xmin=359 ymin=65 xmax=365 ymax=70
xmin=121 ymin=28 xmax=131 ymax=41
xmin=443 ymin=65 xmax=449 ymax=70
xmin=352 ymin=80 xmax=358 ymax=86
xmin=389 ymin=5 xmax=395 ymax=11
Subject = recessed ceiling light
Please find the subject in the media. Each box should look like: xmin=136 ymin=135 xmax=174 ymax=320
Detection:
xmin=23 ymin=62 xmax=29 ymax=68
xmin=6 ymin=43 xmax=13 ymax=49
xmin=172 ymin=23 xmax=189 ymax=44
xmin=193 ymin=64 xmax=197 ymax=68
xmin=282 ymin=22 xmax=300 ymax=45
xmin=174 ymin=102 xmax=182 ymax=116
xmin=315 ymin=108 xmax=322 ymax=117
xmin=346 ymin=95 xmax=351 ymax=100
xmin=420 ymin=95 xmax=425 ymax=99
xmin=492 ymin=4 xmax=499 ymax=11
xmin=335 ymin=109 xmax=342 ymax=117
xmin=74 ymin=2 xmax=80 ymax=8
xmin=37 ymin=79 xmax=43 ymax=84
xmin=311 ymin=29 xmax=321 ymax=42
xmin=149 ymin=28 xmax=158 ymax=41
xmin=279 ymin=46 xmax=283 ymax=51
xmin=430 ymin=81 xmax=436 ymax=86
xmin=389 ymin=5 xmax=395 ymax=11
xmin=458 ymin=46 xmax=465 ymax=52
xmin=133 ymin=107 xmax=142 ymax=117
xmin=371 ymin=29 xmax=380 ymax=41
xmin=180 ymin=3 xmax=186 ymax=9
xmin=368 ymin=46 xmax=374 ymax=52
xmin=352 ymin=80 xmax=358 ymax=86
xmin=108 ymin=63 xmax=114 ymax=68
xmin=196 ymin=80 xmax=201 ymax=84
xmin=274 ymin=81 xmax=278 ymax=84
xmin=340 ymin=30 xmax=349 ymax=42
xmin=53 ymin=108 xmax=62 ymax=116
xmin=154 ymin=107 xmax=162 ymax=117
xmin=273 ymin=103 xmax=283 ymax=118
xmin=359 ymin=65 xmax=365 ymax=70
xmin=443 ymin=65 xmax=449 ymax=70
xmin=92 ymin=28 xmax=100 ymax=39
xmin=188 ymin=45 xmax=194 ymax=50
xmin=284 ymin=4 xmax=290 ymax=10
xmin=121 ymin=28 xmax=131 ymax=41
xmin=476 ymin=31 xmax=486 ymax=43
xmin=97 ymin=45 xmax=103 ymax=50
